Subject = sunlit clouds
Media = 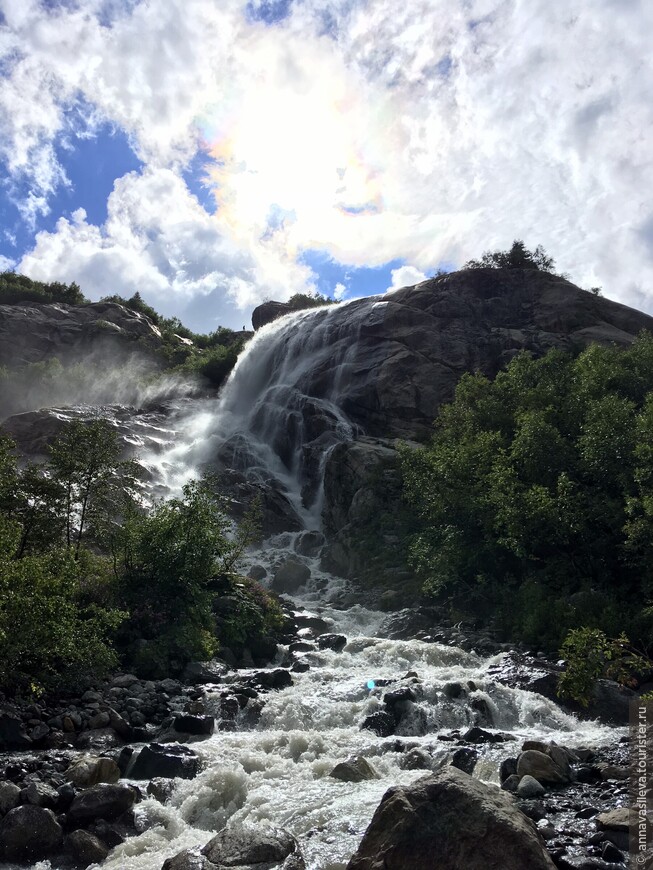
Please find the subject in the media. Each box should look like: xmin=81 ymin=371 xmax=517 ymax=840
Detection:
xmin=1 ymin=0 xmax=653 ymax=329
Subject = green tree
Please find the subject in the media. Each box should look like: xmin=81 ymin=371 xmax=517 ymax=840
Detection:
xmin=47 ymin=420 xmax=136 ymax=556
xmin=401 ymin=332 xmax=653 ymax=650
xmin=464 ymin=240 xmax=556 ymax=272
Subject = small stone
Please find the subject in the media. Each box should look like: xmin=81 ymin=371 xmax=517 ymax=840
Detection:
xmin=23 ymin=781 xmax=59 ymax=809
xmin=596 ymin=807 xmax=633 ymax=831
xmin=89 ymin=711 xmax=111 ymax=729
xmin=361 ymin=711 xmax=395 ymax=737
xmin=501 ymin=774 xmax=520 ymax=792
xmin=111 ymin=674 xmax=140 ymax=689
xmin=451 ymin=747 xmax=478 ymax=775
xmin=66 ymin=756 xmax=121 ymax=788
xmin=316 ymin=634 xmax=347 ymax=652
xmin=601 ymin=841 xmax=625 ymax=862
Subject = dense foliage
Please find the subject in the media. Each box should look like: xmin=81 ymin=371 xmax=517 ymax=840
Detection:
xmin=464 ymin=240 xmax=556 ymax=272
xmin=401 ymin=332 xmax=653 ymax=651
xmin=0 ymin=271 xmax=86 ymax=305
xmin=286 ymin=292 xmax=337 ymax=310
xmin=0 ymin=423 xmax=283 ymax=693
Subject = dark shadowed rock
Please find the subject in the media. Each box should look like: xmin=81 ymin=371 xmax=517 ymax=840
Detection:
xmin=0 ymin=713 xmax=31 ymax=750
xmin=451 ymin=747 xmax=478 ymax=775
xmin=251 ymin=301 xmax=294 ymax=330
xmin=271 ymin=557 xmax=311 ymax=594
xmin=0 ymin=804 xmax=63 ymax=861
xmin=317 ymin=633 xmax=347 ymax=652
xmin=346 ymin=767 xmax=556 ymax=870
xmin=162 ymin=848 xmax=216 ymax=870
xmin=252 ymin=669 xmax=293 ymax=690
xmin=182 ymin=660 xmax=228 ymax=685
xmin=130 ymin=743 xmax=200 ymax=780
xmin=65 ymin=829 xmax=109 ymax=866
xmin=361 ymin=711 xmax=395 ymax=737
xmin=68 ymin=783 xmax=137 ymax=822
xmin=173 ymin=715 xmax=215 ymax=736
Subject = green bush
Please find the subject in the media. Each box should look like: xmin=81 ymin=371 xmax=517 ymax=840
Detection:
xmin=464 ymin=240 xmax=556 ymax=272
xmin=401 ymin=332 xmax=653 ymax=651
xmin=0 ymin=271 xmax=86 ymax=305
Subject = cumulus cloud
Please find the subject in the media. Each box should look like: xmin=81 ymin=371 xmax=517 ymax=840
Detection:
xmin=386 ymin=265 xmax=428 ymax=293
xmin=2 ymin=0 xmax=653 ymax=322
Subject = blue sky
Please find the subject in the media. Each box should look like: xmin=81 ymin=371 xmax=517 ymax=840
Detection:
xmin=2 ymin=0 xmax=653 ymax=331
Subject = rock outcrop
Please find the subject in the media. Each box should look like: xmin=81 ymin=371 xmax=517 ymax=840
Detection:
xmin=346 ymin=767 xmax=556 ymax=870
xmin=0 ymin=301 xmax=164 ymax=367
xmin=251 ymin=301 xmax=294 ymax=331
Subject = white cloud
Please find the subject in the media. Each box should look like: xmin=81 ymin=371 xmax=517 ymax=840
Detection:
xmin=386 ymin=265 xmax=428 ymax=293
xmin=2 ymin=0 xmax=653 ymax=322
xmin=0 ymin=254 xmax=16 ymax=272
xmin=333 ymin=281 xmax=346 ymax=300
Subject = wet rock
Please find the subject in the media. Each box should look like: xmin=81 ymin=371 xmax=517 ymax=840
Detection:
xmin=271 ymin=557 xmax=311 ymax=594
xmin=0 ymin=781 xmax=21 ymax=814
xmin=317 ymin=634 xmax=347 ymax=652
xmin=346 ymin=767 xmax=556 ymax=870
xmin=443 ymin=682 xmax=466 ymax=699
xmin=147 ymin=778 xmax=175 ymax=804
xmin=65 ymin=829 xmax=109 ymax=866
xmin=0 ymin=713 xmax=31 ymax=750
xmin=597 ymin=763 xmax=628 ymax=780
xmin=361 ymin=711 xmax=395 ymax=737
xmin=501 ymin=774 xmax=521 ymax=792
xmin=89 ymin=712 xmax=111 ymax=729
xmin=162 ymin=848 xmax=215 ymax=870
xmin=66 ymin=755 xmax=121 ymax=788
xmin=112 ymin=673 xmax=140 ymax=689
xmin=129 ymin=743 xmax=200 ymax=780
xmin=451 ymin=747 xmax=478 ymax=775
xmin=500 ymin=757 xmax=519 ymax=782
xmin=182 ymin=660 xmax=228 ymax=685
xmin=202 ymin=820 xmax=304 ymax=869
xmin=291 ymin=660 xmax=310 ymax=673
xmin=400 ymin=748 xmax=434 ymax=771
xmin=596 ymin=808 xmax=633 ymax=831
xmin=517 ymin=775 xmax=546 ymax=798
xmin=462 ymin=726 xmax=503 ymax=744
xmin=23 ymin=780 xmax=59 ymax=809
xmin=253 ymin=669 xmax=293 ymax=690
xmin=601 ymin=841 xmax=625 ymax=863
xmin=68 ymin=782 xmax=137 ymax=823
xmin=57 ymin=782 xmax=76 ymax=811
xmin=0 ymin=804 xmax=63 ymax=861
xmin=173 ymin=715 xmax=215 ymax=736
xmin=294 ymin=530 xmax=325 ymax=557
xmin=108 ymin=707 xmax=134 ymax=741
xmin=330 ymin=757 xmax=380 ymax=783
xmin=517 ymin=749 xmax=570 ymax=784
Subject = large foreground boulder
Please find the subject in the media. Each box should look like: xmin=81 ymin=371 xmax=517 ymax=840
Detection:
xmin=0 ymin=804 xmax=63 ymax=861
xmin=346 ymin=767 xmax=555 ymax=870
xmin=68 ymin=782 xmax=137 ymax=823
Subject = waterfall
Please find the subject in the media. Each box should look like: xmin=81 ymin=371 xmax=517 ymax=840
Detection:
xmin=145 ymin=301 xmax=371 ymax=528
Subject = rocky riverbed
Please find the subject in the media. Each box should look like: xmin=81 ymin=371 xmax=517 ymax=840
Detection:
xmin=0 ymin=574 xmax=639 ymax=870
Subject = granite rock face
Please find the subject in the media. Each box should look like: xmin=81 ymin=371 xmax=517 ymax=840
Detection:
xmin=0 ymin=301 xmax=164 ymax=367
xmin=251 ymin=301 xmax=294 ymax=331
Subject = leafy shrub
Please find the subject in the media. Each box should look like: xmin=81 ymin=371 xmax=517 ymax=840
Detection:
xmin=464 ymin=240 xmax=556 ymax=272
xmin=0 ymin=271 xmax=86 ymax=305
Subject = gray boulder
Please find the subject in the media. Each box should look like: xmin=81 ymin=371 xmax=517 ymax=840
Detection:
xmin=202 ymin=821 xmax=305 ymax=869
xmin=0 ymin=781 xmax=21 ymax=814
xmin=516 ymin=749 xmax=570 ymax=785
xmin=517 ymin=775 xmax=546 ymax=798
xmin=66 ymin=755 xmax=121 ymax=788
xmin=68 ymin=782 xmax=136 ymax=823
xmin=330 ymin=757 xmax=380 ymax=783
xmin=271 ymin=557 xmax=311 ymax=593
xmin=346 ymin=767 xmax=556 ymax=870
xmin=0 ymin=804 xmax=63 ymax=861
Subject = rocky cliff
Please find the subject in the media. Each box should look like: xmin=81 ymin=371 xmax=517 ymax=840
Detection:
xmin=253 ymin=269 xmax=653 ymax=442
xmin=0 ymin=300 xmax=164 ymax=367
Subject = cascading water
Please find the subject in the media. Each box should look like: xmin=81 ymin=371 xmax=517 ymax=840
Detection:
xmin=99 ymin=304 xmax=622 ymax=870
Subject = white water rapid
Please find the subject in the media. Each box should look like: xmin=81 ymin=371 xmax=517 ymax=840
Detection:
xmin=86 ymin=306 xmax=620 ymax=870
